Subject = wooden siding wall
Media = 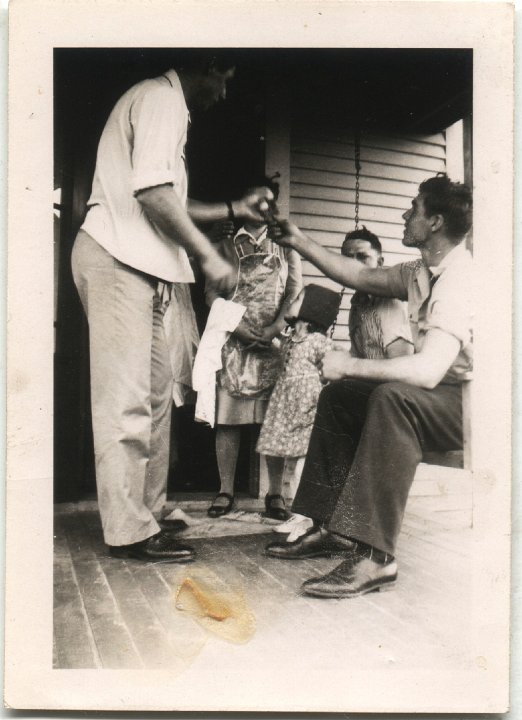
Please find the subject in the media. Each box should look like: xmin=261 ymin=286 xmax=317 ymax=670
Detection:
xmin=289 ymin=129 xmax=447 ymax=345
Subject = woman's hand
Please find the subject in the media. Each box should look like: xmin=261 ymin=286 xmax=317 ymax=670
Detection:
xmin=209 ymin=220 xmax=235 ymax=244
xmin=233 ymin=319 xmax=266 ymax=346
xmin=256 ymin=324 xmax=280 ymax=346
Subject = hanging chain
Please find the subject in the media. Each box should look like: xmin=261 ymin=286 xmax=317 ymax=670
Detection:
xmin=331 ymin=127 xmax=362 ymax=340
xmin=329 ymin=287 xmax=345 ymax=339
xmin=354 ymin=126 xmax=361 ymax=230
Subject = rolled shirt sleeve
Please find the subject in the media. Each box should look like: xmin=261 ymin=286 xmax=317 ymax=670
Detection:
xmin=379 ymin=299 xmax=414 ymax=350
xmin=385 ymin=261 xmax=417 ymax=301
xmin=129 ymin=83 xmax=187 ymax=195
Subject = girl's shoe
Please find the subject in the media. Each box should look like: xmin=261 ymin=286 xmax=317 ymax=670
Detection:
xmin=264 ymin=494 xmax=291 ymax=522
xmin=207 ymin=492 xmax=234 ymax=518
xmin=273 ymin=513 xmax=313 ymax=534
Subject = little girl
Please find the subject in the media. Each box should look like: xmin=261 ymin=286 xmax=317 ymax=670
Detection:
xmin=256 ymin=284 xmax=342 ymax=533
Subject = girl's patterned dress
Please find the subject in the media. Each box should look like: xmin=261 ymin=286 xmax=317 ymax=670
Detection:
xmin=256 ymin=331 xmax=333 ymax=457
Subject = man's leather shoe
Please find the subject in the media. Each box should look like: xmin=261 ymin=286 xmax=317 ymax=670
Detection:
xmin=265 ymin=526 xmax=355 ymax=559
xmin=109 ymin=530 xmax=195 ymax=563
xmin=301 ymin=555 xmax=398 ymax=598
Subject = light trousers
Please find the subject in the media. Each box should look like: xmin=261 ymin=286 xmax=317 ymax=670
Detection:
xmin=71 ymin=230 xmax=173 ymax=546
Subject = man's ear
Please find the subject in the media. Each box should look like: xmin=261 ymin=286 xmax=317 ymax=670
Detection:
xmin=430 ymin=214 xmax=444 ymax=233
xmin=378 ymin=255 xmax=384 ymax=267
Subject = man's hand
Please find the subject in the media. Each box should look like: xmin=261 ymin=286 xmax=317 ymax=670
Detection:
xmin=233 ymin=319 xmax=266 ymax=345
xmin=320 ymin=350 xmax=355 ymax=382
xmin=269 ymin=219 xmax=307 ymax=249
xmin=200 ymin=252 xmax=236 ymax=296
xmin=234 ymin=186 xmax=274 ymax=223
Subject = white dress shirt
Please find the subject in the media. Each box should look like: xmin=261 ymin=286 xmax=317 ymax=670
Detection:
xmin=82 ymin=69 xmax=194 ymax=282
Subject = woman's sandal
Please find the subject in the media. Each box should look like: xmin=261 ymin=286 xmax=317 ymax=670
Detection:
xmin=207 ymin=492 xmax=235 ymax=518
xmin=264 ymin=494 xmax=291 ymax=522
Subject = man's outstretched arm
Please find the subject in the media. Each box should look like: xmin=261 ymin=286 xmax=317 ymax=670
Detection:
xmin=322 ymin=329 xmax=461 ymax=390
xmin=272 ymin=220 xmax=398 ymax=297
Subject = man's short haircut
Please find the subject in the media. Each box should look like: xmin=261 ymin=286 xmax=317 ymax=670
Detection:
xmin=419 ymin=173 xmax=473 ymax=241
xmin=342 ymin=225 xmax=382 ymax=255
xmin=177 ymin=50 xmax=237 ymax=74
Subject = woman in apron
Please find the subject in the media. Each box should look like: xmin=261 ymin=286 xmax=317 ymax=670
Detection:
xmin=205 ymin=215 xmax=302 ymax=519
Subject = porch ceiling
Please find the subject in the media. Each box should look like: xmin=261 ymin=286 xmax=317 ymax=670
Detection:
xmin=56 ymin=48 xmax=472 ymax=138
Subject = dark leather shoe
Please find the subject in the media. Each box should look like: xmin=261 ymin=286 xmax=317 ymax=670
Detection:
xmin=265 ymin=526 xmax=355 ymax=559
xmin=301 ymin=555 xmax=398 ymax=598
xmin=207 ymin=492 xmax=234 ymax=518
xmin=109 ymin=530 xmax=195 ymax=563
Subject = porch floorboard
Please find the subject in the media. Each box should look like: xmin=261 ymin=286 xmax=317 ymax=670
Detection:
xmin=54 ymin=494 xmax=476 ymax=673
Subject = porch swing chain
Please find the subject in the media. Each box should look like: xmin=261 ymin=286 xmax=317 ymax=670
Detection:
xmin=329 ymin=126 xmax=362 ymax=340
xmin=354 ymin=127 xmax=361 ymax=230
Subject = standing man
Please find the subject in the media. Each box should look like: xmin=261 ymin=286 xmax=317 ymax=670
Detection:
xmin=266 ymin=174 xmax=473 ymax=597
xmin=72 ymin=52 xmax=273 ymax=562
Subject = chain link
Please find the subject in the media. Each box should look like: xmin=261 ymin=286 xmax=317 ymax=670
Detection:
xmin=330 ymin=127 xmax=362 ymax=340
xmin=329 ymin=287 xmax=346 ymax=339
xmin=354 ymin=127 xmax=361 ymax=230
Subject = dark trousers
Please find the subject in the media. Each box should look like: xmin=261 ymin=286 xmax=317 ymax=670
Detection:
xmin=292 ymin=380 xmax=463 ymax=556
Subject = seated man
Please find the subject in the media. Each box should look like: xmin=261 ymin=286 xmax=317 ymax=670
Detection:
xmin=266 ymin=174 xmax=473 ymax=598
xmin=342 ymin=225 xmax=413 ymax=359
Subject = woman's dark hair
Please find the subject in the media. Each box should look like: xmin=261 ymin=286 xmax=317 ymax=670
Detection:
xmin=419 ymin=173 xmax=472 ymax=242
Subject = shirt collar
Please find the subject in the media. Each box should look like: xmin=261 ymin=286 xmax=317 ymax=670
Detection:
xmin=429 ymin=241 xmax=468 ymax=278
xmin=234 ymin=226 xmax=268 ymax=247
xmin=163 ymin=69 xmax=190 ymax=124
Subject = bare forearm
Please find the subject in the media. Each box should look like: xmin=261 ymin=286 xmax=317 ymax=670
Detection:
xmin=271 ymin=292 xmax=298 ymax=333
xmin=290 ymin=233 xmax=392 ymax=296
xmin=188 ymin=199 xmax=234 ymax=225
xmin=138 ymin=187 xmax=219 ymax=261
xmin=334 ymin=353 xmax=444 ymax=389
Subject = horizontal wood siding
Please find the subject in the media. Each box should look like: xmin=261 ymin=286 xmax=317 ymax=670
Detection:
xmin=290 ymin=129 xmax=446 ymax=344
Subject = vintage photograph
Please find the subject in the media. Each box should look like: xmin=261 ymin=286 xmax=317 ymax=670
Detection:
xmin=6 ymin=1 xmax=514 ymax=713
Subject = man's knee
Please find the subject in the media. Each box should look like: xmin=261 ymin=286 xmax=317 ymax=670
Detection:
xmin=368 ymin=382 xmax=412 ymax=411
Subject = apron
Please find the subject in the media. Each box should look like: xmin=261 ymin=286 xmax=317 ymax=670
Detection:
xmin=220 ymin=237 xmax=285 ymax=397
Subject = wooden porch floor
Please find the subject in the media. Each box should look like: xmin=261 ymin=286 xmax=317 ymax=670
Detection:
xmin=54 ymin=495 xmax=476 ymax=677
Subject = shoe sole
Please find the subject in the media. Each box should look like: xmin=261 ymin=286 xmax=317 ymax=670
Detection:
xmin=265 ymin=548 xmax=353 ymax=560
xmin=110 ymin=551 xmax=195 ymax=563
xmin=301 ymin=577 xmax=397 ymax=598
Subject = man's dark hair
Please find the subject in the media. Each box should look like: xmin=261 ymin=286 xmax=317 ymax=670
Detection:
xmin=342 ymin=225 xmax=382 ymax=255
xmin=419 ymin=173 xmax=472 ymax=242
xmin=177 ymin=50 xmax=237 ymax=75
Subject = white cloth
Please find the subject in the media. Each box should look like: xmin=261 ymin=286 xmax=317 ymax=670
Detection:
xmin=193 ymin=298 xmax=246 ymax=427
xmin=81 ymin=69 xmax=194 ymax=282
xmin=162 ymin=283 xmax=200 ymax=406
